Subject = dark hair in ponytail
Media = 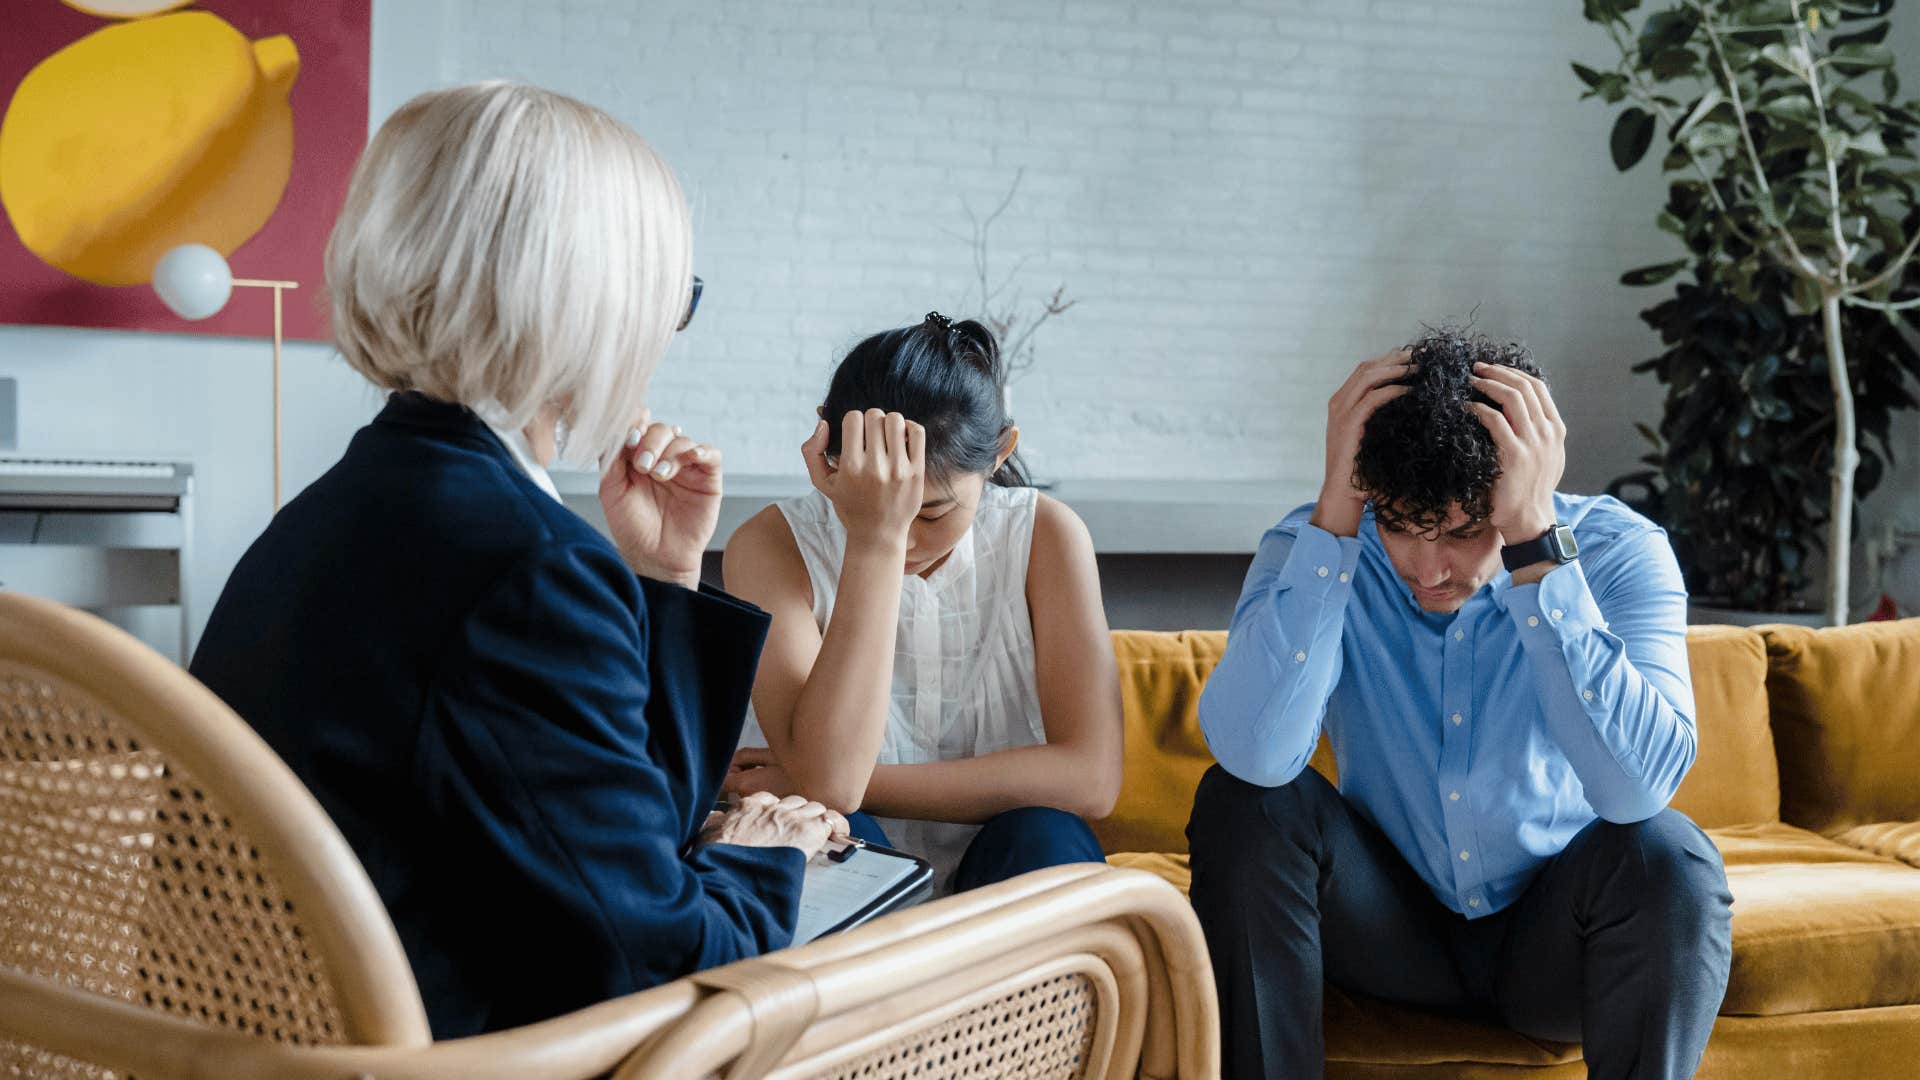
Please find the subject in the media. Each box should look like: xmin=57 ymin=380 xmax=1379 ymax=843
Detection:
xmin=821 ymin=312 xmax=1030 ymax=487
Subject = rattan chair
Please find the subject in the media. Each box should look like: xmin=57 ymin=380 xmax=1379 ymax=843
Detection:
xmin=0 ymin=592 xmax=1217 ymax=1079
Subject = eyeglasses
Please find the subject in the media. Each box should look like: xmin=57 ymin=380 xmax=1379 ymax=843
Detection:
xmin=678 ymin=275 xmax=703 ymax=332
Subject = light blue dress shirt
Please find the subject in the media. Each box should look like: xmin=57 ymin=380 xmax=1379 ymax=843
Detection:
xmin=1198 ymin=493 xmax=1697 ymax=918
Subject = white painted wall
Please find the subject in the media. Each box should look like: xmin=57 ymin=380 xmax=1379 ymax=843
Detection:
xmin=4 ymin=0 xmax=1916 ymax=652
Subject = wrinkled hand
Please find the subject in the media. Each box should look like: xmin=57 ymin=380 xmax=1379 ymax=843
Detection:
xmin=599 ymin=416 xmax=721 ymax=589
xmin=1466 ymin=362 xmax=1566 ymax=545
xmin=699 ymin=791 xmax=846 ymax=860
xmin=723 ymin=746 xmax=798 ymax=800
xmin=802 ymin=410 xmax=925 ymax=548
xmin=1310 ymin=351 xmax=1413 ymax=537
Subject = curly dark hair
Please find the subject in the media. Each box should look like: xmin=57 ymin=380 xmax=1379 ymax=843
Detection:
xmin=1354 ymin=326 xmax=1543 ymax=534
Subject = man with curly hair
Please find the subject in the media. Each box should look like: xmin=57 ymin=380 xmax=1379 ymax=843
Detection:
xmin=1187 ymin=328 xmax=1733 ymax=1080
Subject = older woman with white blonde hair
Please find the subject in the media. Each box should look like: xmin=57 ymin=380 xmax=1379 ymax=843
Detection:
xmin=190 ymin=81 xmax=842 ymax=1038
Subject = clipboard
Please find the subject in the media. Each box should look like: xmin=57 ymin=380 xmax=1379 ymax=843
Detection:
xmin=790 ymin=838 xmax=934 ymax=945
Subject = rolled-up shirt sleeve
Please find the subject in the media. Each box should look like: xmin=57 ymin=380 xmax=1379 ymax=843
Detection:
xmin=1494 ymin=528 xmax=1696 ymax=823
xmin=1199 ymin=519 xmax=1362 ymax=787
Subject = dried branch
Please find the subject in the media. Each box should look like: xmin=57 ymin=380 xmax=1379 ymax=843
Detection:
xmin=955 ymin=171 xmax=1076 ymax=381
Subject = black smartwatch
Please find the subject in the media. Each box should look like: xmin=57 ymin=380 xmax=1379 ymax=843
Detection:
xmin=1501 ymin=524 xmax=1579 ymax=572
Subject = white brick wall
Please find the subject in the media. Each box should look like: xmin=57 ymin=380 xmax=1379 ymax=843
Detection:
xmin=8 ymin=1 xmax=1916 ymax=650
xmin=445 ymin=0 xmax=1680 ymax=491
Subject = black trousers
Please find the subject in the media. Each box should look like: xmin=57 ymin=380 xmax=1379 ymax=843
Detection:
xmin=1187 ymin=765 xmax=1733 ymax=1080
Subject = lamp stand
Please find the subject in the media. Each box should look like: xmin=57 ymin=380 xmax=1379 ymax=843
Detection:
xmin=232 ymin=279 xmax=298 ymax=511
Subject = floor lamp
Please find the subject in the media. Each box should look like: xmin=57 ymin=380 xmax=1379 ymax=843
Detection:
xmin=152 ymin=243 xmax=299 ymax=510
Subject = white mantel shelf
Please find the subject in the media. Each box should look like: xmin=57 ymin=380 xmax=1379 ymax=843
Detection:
xmin=550 ymin=472 xmax=1310 ymax=556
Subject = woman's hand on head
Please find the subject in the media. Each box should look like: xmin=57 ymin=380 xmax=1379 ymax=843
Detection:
xmin=599 ymin=415 xmax=721 ymax=589
xmin=802 ymin=410 xmax=926 ymax=549
xmin=702 ymin=791 xmax=844 ymax=859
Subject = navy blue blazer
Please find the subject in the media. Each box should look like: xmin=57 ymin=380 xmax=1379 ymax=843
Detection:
xmin=191 ymin=393 xmax=803 ymax=1038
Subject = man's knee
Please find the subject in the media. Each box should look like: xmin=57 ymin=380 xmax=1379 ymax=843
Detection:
xmin=1189 ymin=763 xmax=1338 ymax=858
xmin=1590 ymin=810 xmax=1732 ymax=930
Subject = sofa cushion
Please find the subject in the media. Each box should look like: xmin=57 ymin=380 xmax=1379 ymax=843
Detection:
xmin=1095 ymin=630 xmax=1227 ymax=856
xmin=1114 ymin=822 xmax=1920 ymax=1018
xmin=1762 ymin=619 xmax=1920 ymax=833
xmin=1832 ymin=822 xmax=1920 ymax=870
xmin=1669 ymin=626 xmax=1779 ymax=828
xmin=1717 ymin=823 xmax=1920 ymax=1015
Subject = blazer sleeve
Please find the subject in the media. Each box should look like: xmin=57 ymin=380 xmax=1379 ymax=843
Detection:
xmin=416 ymin=539 xmax=805 ymax=996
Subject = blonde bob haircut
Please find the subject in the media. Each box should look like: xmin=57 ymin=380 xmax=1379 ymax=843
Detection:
xmin=325 ymin=81 xmax=690 ymax=463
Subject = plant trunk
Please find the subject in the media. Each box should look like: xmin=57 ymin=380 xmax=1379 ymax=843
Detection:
xmin=1822 ymin=290 xmax=1857 ymax=626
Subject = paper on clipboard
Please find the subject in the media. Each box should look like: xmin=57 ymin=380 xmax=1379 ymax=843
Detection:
xmin=791 ymin=842 xmax=930 ymax=945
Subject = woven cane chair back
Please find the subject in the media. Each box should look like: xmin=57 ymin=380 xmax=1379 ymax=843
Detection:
xmin=0 ymin=594 xmax=430 ymax=1077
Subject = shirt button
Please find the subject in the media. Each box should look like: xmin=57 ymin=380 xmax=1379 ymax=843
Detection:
xmin=1459 ymin=850 xmax=1471 ymax=861
xmin=1582 ymin=689 xmax=1595 ymax=702
xmin=1338 ymin=572 xmax=1350 ymax=583
xmin=1317 ymin=565 xmax=1329 ymax=578
xmin=1449 ymin=791 xmax=1461 ymax=801
xmin=1468 ymin=896 xmax=1481 ymax=909
xmin=1551 ymin=608 xmax=1565 ymax=620
xmin=1451 ymin=712 xmax=1463 ymax=726
xmin=1527 ymin=615 xmax=1540 ymax=627
xmin=1294 ymin=650 xmax=1307 ymax=663
xmin=1453 ymin=629 xmax=1464 ymax=641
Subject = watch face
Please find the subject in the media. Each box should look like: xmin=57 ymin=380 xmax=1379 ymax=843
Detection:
xmin=1551 ymin=525 xmax=1579 ymax=560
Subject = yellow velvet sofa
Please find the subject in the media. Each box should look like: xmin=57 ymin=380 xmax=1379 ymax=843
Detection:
xmin=1096 ymin=619 xmax=1920 ymax=1078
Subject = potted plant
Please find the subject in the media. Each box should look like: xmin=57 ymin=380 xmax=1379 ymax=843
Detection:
xmin=1575 ymin=0 xmax=1920 ymax=624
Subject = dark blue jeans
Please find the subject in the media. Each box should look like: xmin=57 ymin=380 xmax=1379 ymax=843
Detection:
xmin=846 ymin=806 xmax=1106 ymax=892
xmin=1187 ymin=765 xmax=1733 ymax=1080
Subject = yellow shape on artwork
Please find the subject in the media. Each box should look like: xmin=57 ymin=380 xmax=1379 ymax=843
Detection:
xmin=58 ymin=0 xmax=195 ymax=18
xmin=0 ymin=11 xmax=299 ymax=286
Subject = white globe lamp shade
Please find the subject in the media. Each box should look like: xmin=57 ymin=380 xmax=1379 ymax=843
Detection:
xmin=152 ymin=244 xmax=234 ymax=321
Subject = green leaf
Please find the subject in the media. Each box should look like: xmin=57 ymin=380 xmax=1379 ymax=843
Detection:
xmin=1612 ymin=107 xmax=1658 ymax=170
xmin=1830 ymin=42 xmax=1895 ymax=68
xmin=1759 ymin=94 xmax=1819 ymax=126
xmin=1827 ymin=19 xmax=1890 ymax=47
xmin=1583 ymin=0 xmax=1643 ymax=23
xmin=1835 ymin=1 xmax=1894 ymax=21
xmin=1719 ymin=37 xmax=1761 ymax=68
xmin=1759 ymin=42 xmax=1798 ymax=76
xmin=1572 ymin=62 xmax=1608 ymax=88
xmin=1672 ymin=88 xmax=1726 ymax=140
xmin=1791 ymin=273 xmax=1825 ymax=313
xmin=1650 ymin=46 xmax=1701 ymax=79
xmin=1730 ymin=1 xmax=1796 ymax=27
xmin=1622 ymin=259 xmax=1692 ymax=286
xmin=1846 ymin=130 xmax=1890 ymax=155
xmin=1584 ymin=72 xmax=1632 ymax=103
xmin=1686 ymin=120 xmax=1743 ymax=151
xmin=1878 ymin=101 xmax=1920 ymax=126
xmin=1638 ymin=8 xmax=1700 ymax=62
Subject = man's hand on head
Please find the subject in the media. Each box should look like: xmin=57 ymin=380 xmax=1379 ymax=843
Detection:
xmin=1466 ymin=362 xmax=1566 ymax=565
xmin=1311 ymin=351 xmax=1414 ymax=538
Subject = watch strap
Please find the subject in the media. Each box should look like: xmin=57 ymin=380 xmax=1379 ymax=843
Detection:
xmin=1501 ymin=525 xmax=1574 ymax=572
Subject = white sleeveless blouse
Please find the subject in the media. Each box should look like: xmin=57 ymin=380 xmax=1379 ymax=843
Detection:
xmin=738 ymin=484 xmax=1047 ymax=892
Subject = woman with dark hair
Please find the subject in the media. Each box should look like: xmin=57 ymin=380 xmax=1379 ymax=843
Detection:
xmin=722 ymin=312 xmax=1123 ymax=893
